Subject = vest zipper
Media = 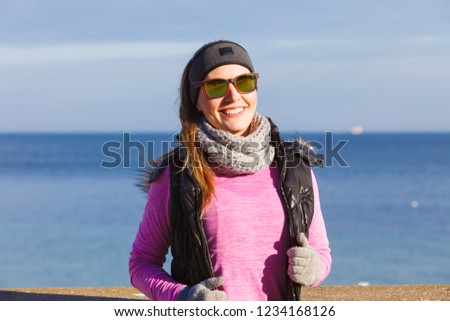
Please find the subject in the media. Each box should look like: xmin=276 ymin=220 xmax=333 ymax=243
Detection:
xmin=193 ymin=182 xmax=215 ymax=278
xmin=196 ymin=218 xmax=214 ymax=278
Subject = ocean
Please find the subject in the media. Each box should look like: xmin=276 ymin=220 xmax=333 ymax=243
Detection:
xmin=0 ymin=132 xmax=449 ymax=288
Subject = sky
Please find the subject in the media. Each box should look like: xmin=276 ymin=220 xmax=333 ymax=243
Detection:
xmin=1 ymin=0 xmax=449 ymax=133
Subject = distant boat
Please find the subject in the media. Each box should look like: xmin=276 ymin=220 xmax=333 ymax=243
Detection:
xmin=351 ymin=126 xmax=364 ymax=135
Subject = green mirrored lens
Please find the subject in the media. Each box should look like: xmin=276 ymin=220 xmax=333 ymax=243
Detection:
xmin=205 ymin=80 xmax=228 ymax=98
xmin=236 ymin=74 xmax=256 ymax=93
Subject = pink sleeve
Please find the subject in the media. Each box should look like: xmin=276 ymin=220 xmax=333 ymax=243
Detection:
xmin=308 ymin=170 xmax=332 ymax=286
xmin=128 ymin=167 xmax=187 ymax=300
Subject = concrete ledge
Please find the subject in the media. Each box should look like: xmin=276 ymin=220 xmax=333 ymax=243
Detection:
xmin=1 ymin=285 xmax=448 ymax=301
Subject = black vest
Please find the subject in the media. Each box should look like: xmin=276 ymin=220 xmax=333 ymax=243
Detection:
xmin=142 ymin=119 xmax=323 ymax=300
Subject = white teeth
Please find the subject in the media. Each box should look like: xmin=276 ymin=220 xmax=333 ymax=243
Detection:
xmin=223 ymin=107 xmax=244 ymax=115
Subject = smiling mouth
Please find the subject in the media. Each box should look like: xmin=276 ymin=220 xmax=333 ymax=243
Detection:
xmin=220 ymin=107 xmax=244 ymax=115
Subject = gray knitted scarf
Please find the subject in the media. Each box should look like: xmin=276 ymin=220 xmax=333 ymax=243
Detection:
xmin=196 ymin=113 xmax=275 ymax=176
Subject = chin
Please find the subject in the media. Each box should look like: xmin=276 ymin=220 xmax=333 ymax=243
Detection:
xmin=226 ymin=125 xmax=251 ymax=136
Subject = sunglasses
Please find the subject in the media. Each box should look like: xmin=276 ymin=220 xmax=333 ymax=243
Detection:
xmin=191 ymin=72 xmax=259 ymax=98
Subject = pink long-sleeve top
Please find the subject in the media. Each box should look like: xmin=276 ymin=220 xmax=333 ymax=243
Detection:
xmin=129 ymin=165 xmax=331 ymax=301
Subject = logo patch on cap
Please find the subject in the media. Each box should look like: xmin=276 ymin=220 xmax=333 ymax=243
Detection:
xmin=219 ymin=47 xmax=234 ymax=56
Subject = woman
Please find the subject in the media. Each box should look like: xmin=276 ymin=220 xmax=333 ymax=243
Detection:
xmin=129 ymin=40 xmax=331 ymax=301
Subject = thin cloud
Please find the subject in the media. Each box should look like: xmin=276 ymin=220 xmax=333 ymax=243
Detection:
xmin=258 ymin=35 xmax=450 ymax=66
xmin=0 ymin=41 xmax=198 ymax=65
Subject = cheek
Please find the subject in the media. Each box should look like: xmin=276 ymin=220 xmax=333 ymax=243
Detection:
xmin=197 ymin=92 xmax=221 ymax=113
xmin=197 ymin=91 xmax=211 ymax=111
xmin=244 ymin=91 xmax=258 ymax=107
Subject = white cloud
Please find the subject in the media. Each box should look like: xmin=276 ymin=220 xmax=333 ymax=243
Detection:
xmin=0 ymin=41 xmax=199 ymax=65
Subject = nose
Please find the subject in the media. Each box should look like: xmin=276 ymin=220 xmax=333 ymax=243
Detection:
xmin=223 ymin=83 xmax=242 ymax=102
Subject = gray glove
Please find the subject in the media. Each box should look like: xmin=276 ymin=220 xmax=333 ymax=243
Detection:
xmin=176 ymin=276 xmax=227 ymax=301
xmin=287 ymin=233 xmax=323 ymax=286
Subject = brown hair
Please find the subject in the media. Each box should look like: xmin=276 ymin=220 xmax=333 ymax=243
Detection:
xmin=177 ymin=55 xmax=216 ymax=211
xmin=142 ymin=53 xmax=216 ymax=212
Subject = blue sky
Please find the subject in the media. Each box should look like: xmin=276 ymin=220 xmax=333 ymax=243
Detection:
xmin=1 ymin=0 xmax=449 ymax=132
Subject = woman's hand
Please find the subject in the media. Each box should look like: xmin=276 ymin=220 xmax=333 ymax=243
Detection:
xmin=176 ymin=276 xmax=227 ymax=301
xmin=287 ymin=233 xmax=323 ymax=286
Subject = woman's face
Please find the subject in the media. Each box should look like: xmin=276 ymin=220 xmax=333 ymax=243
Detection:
xmin=196 ymin=64 xmax=257 ymax=136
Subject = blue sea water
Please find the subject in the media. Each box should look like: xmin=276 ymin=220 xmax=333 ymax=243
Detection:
xmin=0 ymin=132 xmax=449 ymax=288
